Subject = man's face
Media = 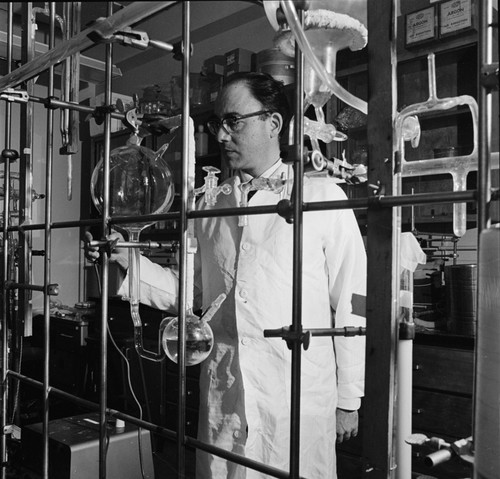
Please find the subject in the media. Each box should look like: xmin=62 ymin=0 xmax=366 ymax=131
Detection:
xmin=214 ymin=81 xmax=275 ymax=177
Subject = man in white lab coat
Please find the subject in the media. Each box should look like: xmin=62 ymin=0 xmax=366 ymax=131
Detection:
xmin=86 ymin=72 xmax=366 ymax=479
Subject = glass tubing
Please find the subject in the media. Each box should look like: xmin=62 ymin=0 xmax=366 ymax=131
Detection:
xmin=0 ymin=1 xmax=496 ymax=479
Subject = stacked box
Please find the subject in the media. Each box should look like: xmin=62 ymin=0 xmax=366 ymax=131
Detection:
xmin=224 ymin=48 xmax=255 ymax=77
xmin=206 ymin=74 xmax=224 ymax=103
xmin=203 ymin=55 xmax=225 ymax=76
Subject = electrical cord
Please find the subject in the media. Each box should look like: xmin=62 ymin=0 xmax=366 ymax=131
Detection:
xmin=92 ymin=262 xmax=147 ymax=479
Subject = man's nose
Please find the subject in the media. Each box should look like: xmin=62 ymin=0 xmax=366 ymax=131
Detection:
xmin=216 ymin=126 xmax=231 ymax=142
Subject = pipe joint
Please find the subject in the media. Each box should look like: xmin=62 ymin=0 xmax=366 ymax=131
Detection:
xmin=47 ymin=284 xmax=60 ymax=296
xmin=1 ymin=149 xmax=19 ymax=163
xmin=277 ymin=198 xmax=294 ymax=224
xmin=92 ymin=104 xmax=117 ymax=126
xmin=263 ymin=326 xmax=311 ymax=351
xmin=43 ymin=96 xmax=60 ymax=110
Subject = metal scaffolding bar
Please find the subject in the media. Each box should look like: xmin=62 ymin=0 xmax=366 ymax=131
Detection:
xmin=0 ymin=2 xmax=176 ymax=92
xmin=177 ymin=2 xmax=191 ymax=476
xmin=1 ymin=6 xmax=15 ymax=478
xmin=40 ymin=5 xmax=56 ymax=478
xmin=289 ymin=8 xmax=305 ymax=478
xmin=97 ymin=2 xmax=115 ymax=476
xmin=18 ymin=0 xmax=34 ymax=366
xmin=473 ymin=0 xmax=497 ymax=472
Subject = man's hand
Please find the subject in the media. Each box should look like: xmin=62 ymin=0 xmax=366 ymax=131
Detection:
xmin=336 ymin=409 xmax=358 ymax=443
xmin=83 ymin=230 xmax=128 ymax=271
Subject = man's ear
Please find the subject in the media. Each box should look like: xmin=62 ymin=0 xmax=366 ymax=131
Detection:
xmin=269 ymin=112 xmax=283 ymax=138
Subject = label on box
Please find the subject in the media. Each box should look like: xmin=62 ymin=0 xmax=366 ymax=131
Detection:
xmin=440 ymin=0 xmax=472 ymax=35
xmin=406 ymin=7 xmax=436 ymax=45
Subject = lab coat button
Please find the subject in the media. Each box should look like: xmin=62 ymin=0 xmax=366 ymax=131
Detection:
xmin=241 ymin=242 xmax=250 ymax=251
xmin=241 ymin=338 xmax=248 ymax=346
xmin=233 ymin=430 xmax=241 ymax=439
xmin=239 ymin=289 xmax=248 ymax=299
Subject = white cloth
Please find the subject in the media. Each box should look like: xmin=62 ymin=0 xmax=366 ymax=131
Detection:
xmin=121 ymin=160 xmax=367 ymax=479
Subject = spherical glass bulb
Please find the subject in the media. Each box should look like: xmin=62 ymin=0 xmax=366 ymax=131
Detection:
xmin=90 ymin=144 xmax=175 ymax=232
xmin=162 ymin=312 xmax=214 ymax=366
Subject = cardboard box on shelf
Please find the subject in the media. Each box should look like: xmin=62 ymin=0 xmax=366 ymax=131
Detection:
xmin=203 ymin=55 xmax=225 ymax=76
xmin=206 ymin=73 xmax=224 ymax=104
xmin=224 ymin=48 xmax=255 ymax=77
xmin=88 ymin=92 xmax=134 ymax=137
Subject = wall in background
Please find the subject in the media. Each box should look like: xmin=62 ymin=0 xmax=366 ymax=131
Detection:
xmin=0 ymin=83 xmax=84 ymax=316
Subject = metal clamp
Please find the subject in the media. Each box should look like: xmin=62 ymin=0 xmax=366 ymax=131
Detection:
xmin=276 ymin=198 xmax=294 ymax=224
xmin=368 ymin=180 xmax=385 ymax=196
xmin=92 ymin=104 xmax=118 ymax=126
xmin=88 ymin=24 xmax=178 ymax=54
xmin=481 ymin=63 xmax=499 ymax=92
xmin=42 ymin=96 xmax=61 ymax=110
xmin=47 ymin=284 xmax=60 ymax=296
xmin=1 ymin=149 xmax=19 ymax=163
xmin=103 ymin=237 xmax=120 ymax=258
xmin=0 ymin=89 xmax=29 ymax=103
xmin=263 ymin=326 xmax=311 ymax=351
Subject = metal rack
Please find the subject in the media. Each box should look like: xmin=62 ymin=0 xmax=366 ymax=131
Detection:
xmin=0 ymin=1 xmax=498 ymax=479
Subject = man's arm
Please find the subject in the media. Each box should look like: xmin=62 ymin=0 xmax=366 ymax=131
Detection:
xmin=83 ymin=230 xmax=180 ymax=313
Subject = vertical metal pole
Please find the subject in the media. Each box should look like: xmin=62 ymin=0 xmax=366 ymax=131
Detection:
xmin=99 ymin=2 xmax=114 ymax=477
xmin=477 ymin=0 xmax=493 ymax=233
xmin=1 ymin=5 xmax=14 ymax=478
xmin=41 ymin=4 xmax=56 ymax=478
xmin=363 ymin=0 xmax=399 ymax=477
xmin=473 ymin=0 xmax=495 ymax=459
xmin=177 ymin=2 xmax=190 ymax=477
xmin=19 ymin=0 xmax=35 ymax=401
xmin=289 ymin=8 xmax=305 ymax=479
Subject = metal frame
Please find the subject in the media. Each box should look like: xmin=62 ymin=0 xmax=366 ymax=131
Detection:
xmin=0 ymin=1 xmax=497 ymax=479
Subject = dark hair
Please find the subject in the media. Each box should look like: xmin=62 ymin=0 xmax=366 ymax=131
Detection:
xmin=222 ymin=71 xmax=292 ymax=135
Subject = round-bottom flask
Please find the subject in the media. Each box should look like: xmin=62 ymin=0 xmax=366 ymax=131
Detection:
xmin=162 ymin=311 xmax=214 ymax=366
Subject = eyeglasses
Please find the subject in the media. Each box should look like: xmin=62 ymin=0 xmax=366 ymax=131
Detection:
xmin=206 ymin=110 xmax=271 ymax=136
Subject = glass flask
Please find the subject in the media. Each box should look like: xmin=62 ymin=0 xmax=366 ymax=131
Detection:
xmin=90 ymin=143 xmax=175 ymax=233
xmin=91 ymin=143 xmax=176 ymax=361
xmin=162 ymin=310 xmax=214 ymax=366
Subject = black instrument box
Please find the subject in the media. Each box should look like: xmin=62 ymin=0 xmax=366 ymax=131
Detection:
xmin=22 ymin=413 xmax=154 ymax=478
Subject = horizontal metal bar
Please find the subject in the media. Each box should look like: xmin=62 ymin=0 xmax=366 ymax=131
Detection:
xmin=188 ymin=189 xmax=480 ymax=220
xmin=308 ymin=326 xmax=367 ymax=337
xmin=30 ymin=95 xmax=125 ymax=119
xmin=0 ymin=93 xmax=127 ymax=121
xmin=0 ymin=30 xmax=122 ymax=82
xmin=5 ymin=281 xmax=58 ymax=295
xmin=263 ymin=326 xmax=366 ymax=340
xmin=4 ymin=188 xmax=492 ymax=234
xmin=185 ymin=436 xmax=302 ymax=479
xmin=90 ymin=239 xmax=178 ymax=250
xmin=7 ymin=217 xmax=101 ymax=233
xmin=0 ymin=2 xmax=177 ymax=91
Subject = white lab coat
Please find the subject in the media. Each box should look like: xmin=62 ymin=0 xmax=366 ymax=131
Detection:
xmin=124 ymin=161 xmax=366 ymax=479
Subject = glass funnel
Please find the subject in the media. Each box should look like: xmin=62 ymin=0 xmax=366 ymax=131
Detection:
xmin=276 ymin=4 xmax=368 ymax=115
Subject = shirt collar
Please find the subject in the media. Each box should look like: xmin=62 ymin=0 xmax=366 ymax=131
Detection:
xmin=239 ymin=159 xmax=283 ymax=185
